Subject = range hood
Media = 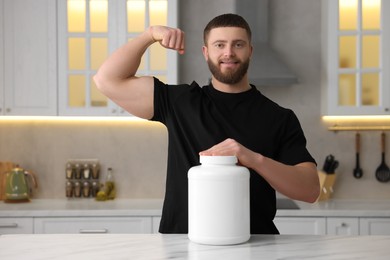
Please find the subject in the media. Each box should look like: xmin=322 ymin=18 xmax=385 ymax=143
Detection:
xmin=234 ymin=0 xmax=298 ymax=86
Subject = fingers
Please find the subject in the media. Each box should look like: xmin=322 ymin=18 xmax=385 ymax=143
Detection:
xmin=199 ymin=139 xmax=239 ymax=156
xmin=151 ymin=26 xmax=185 ymax=54
xmin=161 ymin=28 xmax=185 ymax=54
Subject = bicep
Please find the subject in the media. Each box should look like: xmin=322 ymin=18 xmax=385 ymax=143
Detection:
xmin=105 ymin=76 xmax=155 ymax=119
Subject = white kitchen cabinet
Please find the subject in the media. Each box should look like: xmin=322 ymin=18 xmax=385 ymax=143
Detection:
xmin=274 ymin=217 xmax=326 ymax=235
xmin=327 ymin=217 xmax=359 ymax=235
xmin=322 ymin=0 xmax=390 ymax=115
xmin=0 ymin=217 xmax=34 ymax=234
xmin=57 ymin=0 xmax=178 ymax=116
xmin=2 ymin=0 xmax=57 ymax=116
xmin=359 ymin=218 xmax=390 ymax=235
xmin=152 ymin=216 xmax=161 ymax=234
xmin=34 ymin=217 xmax=153 ymax=234
xmin=0 ymin=0 xmax=4 ymax=114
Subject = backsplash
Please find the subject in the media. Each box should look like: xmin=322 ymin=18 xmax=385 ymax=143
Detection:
xmin=0 ymin=119 xmax=168 ymax=199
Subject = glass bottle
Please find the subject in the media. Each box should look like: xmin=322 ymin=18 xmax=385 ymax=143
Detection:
xmin=96 ymin=167 xmax=116 ymax=201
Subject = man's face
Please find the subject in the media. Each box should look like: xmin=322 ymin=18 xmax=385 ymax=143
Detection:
xmin=203 ymin=27 xmax=252 ymax=85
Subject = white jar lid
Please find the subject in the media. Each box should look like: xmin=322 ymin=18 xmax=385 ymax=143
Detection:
xmin=200 ymin=155 xmax=237 ymax=165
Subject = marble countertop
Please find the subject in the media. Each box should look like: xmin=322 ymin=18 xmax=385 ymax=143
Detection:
xmin=2 ymin=198 xmax=390 ymax=217
xmin=1 ymin=234 xmax=390 ymax=259
xmin=0 ymin=199 xmax=164 ymax=217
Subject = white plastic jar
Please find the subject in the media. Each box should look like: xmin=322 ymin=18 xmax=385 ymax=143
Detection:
xmin=188 ymin=155 xmax=250 ymax=245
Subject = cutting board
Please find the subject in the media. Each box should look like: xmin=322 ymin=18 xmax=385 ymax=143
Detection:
xmin=0 ymin=161 xmax=16 ymax=200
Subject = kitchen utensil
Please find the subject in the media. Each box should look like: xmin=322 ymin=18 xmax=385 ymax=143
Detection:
xmin=375 ymin=132 xmax=390 ymax=182
xmin=0 ymin=162 xmax=16 ymax=200
xmin=329 ymin=160 xmax=339 ymax=173
xmin=353 ymin=133 xmax=363 ymax=179
xmin=322 ymin=154 xmax=335 ymax=173
xmin=4 ymin=166 xmax=37 ymax=202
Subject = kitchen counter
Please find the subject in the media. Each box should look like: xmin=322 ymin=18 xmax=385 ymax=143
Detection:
xmin=0 ymin=199 xmax=163 ymax=217
xmin=2 ymin=198 xmax=390 ymax=217
xmin=1 ymin=233 xmax=390 ymax=259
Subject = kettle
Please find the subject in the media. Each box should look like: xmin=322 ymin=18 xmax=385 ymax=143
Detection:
xmin=4 ymin=166 xmax=37 ymax=203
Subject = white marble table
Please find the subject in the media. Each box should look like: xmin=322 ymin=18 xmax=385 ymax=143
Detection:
xmin=1 ymin=234 xmax=390 ymax=259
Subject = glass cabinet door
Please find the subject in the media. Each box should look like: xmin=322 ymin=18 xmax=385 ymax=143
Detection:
xmin=338 ymin=0 xmax=381 ymax=107
xmin=325 ymin=0 xmax=390 ymax=115
xmin=58 ymin=0 xmax=177 ymax=116
xmin=322 ymin=0 xmax=390 ymax=115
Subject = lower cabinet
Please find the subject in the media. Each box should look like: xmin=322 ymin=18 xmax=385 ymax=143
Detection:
xmin=152 ymin=217 xmax=161 ymax=234
xmin=2 ymin=216 xmax=390 ymax=235
xmin=326 ymin=217 xmax=359 ymax=235
xmin=0 ymin=217 xmax=34 ymax=234
xmin=275 ymin=217 xmax=390 ymax=235
xmin=359 ymin=218 xmax=390 ymax=235
xmin=34 ymin=217 xmax=152 ymax=234
xmin=274 ymin=217 xmax=326 ymax=235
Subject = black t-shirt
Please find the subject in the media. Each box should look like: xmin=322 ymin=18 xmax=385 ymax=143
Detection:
xmin=151 ymin=77 xmax=316 ymax=234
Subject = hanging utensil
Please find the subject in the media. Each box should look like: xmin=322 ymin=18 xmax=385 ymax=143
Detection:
xmin=375 ymin=132 xmax=390 ymax=182
xmin=353 ymin=132 xmax=363 ymax=179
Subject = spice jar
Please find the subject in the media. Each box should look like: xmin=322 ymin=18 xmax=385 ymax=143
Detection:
xmin=83 ymin=163 xmax=91 ymax=179
xmin=188 ymin=156 xmax=250 ymax=245
xmin=65 ymin=181 xmax=73 ymax=198
xmin=74 ymin=164 xmax=81 ymax=179
xmin=66 ymin=163 xmax=73 ymax=179
xmin=73 ymin=181 xmax=82 ymax=197
xmin=82 ymin=181 xmax=91 ymax=197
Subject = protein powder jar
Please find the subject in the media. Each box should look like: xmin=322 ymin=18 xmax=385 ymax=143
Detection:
xmin=188 ymin=155 xmax=250 ymax=245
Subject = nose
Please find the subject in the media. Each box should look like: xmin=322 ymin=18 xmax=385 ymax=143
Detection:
xmin=223 ymin=45 xmax=235 ymax=57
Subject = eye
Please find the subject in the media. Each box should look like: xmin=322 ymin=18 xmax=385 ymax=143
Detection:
xmin=214 ymin=43 xmax=224 ymax=49
xmin=235 ymin=42 xmax=244 ymax=48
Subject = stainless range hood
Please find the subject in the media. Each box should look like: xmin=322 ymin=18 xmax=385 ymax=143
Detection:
xmin=235 ymin=0 xmax=298 ymax=86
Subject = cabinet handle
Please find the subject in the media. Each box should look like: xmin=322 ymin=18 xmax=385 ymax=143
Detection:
xmin=0 ymin=223 xmax=18 ymax=228
xmin=79 ymin=228 xmax=108 ymax=234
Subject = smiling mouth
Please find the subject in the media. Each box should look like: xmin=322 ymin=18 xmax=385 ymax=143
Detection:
xmin=220 ymin=60 xmax=239 ymax=64
xmin=219 ymin=60 xmax=240 ymax=69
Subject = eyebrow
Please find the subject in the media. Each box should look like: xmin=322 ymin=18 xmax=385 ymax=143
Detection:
xmin=211 ymin=39 xmax=247 ymax=45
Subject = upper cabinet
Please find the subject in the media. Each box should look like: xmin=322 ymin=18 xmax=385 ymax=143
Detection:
xmin=322 ymin=0 xmax=390 ymax=115
xmin=58 ymin=0 xmax=178 ymax=116
xmin=1 ymin=0 xmax=57 ymax=116
xmin=0 ymin=1 xmax=4 ymax=114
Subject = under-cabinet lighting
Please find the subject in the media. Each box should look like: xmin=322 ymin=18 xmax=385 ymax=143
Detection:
xmin=0 ymin=116 xmax=148 ymax=123
xmin=322 ymin=115 xmax=390 ymax=122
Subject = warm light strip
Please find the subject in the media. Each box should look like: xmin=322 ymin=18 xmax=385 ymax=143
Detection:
xmin=0 ymin=116 xmax=147 ymax=122
xmin=322 ymin=115 xmax=390 ymax=122
xmin=328 ymin=126 xmax=390 ymax=131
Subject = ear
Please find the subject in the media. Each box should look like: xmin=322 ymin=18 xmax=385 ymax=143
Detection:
xmin=202 ymin=46 xmax=209 ymax=60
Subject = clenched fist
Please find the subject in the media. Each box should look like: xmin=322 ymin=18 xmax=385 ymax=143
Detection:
xmin=148 ymin=26 xmax=185 ymax=54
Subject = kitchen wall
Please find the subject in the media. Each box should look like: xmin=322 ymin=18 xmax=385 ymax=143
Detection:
xmin=1 ymin=0 xmax=390 ymax=200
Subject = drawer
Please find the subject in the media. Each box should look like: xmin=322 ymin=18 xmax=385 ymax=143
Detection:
xmin=34 ymin=217 xmax=152 ymax=234
xmin=0 ymin=217 xmax=34 ymax=234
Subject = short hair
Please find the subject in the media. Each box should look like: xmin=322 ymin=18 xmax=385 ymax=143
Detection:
xmin=203 ymin=13 xmax=252 ymax=45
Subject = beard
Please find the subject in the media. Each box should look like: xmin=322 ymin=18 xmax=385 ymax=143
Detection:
xmin=207 ymin=57 xmax=250 ymax=85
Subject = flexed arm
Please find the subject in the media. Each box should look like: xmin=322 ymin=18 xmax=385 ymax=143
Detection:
xmin=93 ymin=26 xmax=185 ymax=119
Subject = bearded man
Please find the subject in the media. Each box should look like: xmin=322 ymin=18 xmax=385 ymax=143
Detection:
xmin=94 ymin=13 xmax=319 ymax=234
